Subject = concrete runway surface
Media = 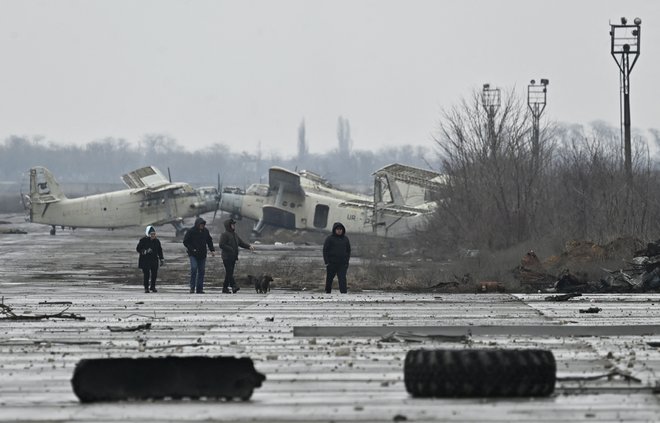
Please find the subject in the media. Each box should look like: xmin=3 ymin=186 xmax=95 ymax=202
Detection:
xmin=2 ymin=213 xmax=660 ymax=422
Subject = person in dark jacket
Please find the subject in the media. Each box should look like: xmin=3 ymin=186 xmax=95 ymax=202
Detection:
xmin=219 ymin=218 xmax=254 ymax=293
xmin=183 ymin=217 xmax=215 ymax=294
xmin=136 ymin=225 xmax=164 ymax=293
xmin=323 ymin=222 xmax=351 ymax=294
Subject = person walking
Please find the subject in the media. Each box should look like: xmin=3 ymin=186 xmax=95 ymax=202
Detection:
xmin=183 ymin=217 xmax=215 ymax=294
xmin=136 ymin=225 xmax=164 ymax=293
xmin=219 ymin=218 xmax=254 ymax=293
xmin=323 ymin=222 xmax=351 ymax=294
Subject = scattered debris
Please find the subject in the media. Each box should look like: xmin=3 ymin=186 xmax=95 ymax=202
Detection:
xmin=0 ymin=339 xmax=102 ymax=346
xmin=545 ymin=293 xmax=582 ymax=302
xmin=0 ymin=228 xmax=27 ymax=234
xmin=579 ymin=307 xmax=602 ymax=314
xmin=427 ymin=281 xmax=459 ymax=290
xmin=335 ymin=347 xmax=351 ymax=356
xmin=513 ymin=250 xmax=557 ymax=290
xmin=0 ymin=303 xmax=85 ymax=321
xmin=107 ymin=323 xmax=152 ymax=332
xmin=476 ymin=281 xmax=505 ymax=293
xmin=555 ymin=270 xmax=592 ymax=293
xmin=380 ymin=331 xmax=468 ymax=343
xmin=557 ymin=368 xmax=641 ymax=383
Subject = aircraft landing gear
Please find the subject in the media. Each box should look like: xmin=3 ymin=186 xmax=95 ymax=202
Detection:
xmin=172 ymin=221 xmax=188 ymax=238
xmin=50 ymin=225 xmax=56 ymax=235
xmin=252 ymin=219 xmax=265 ymax=236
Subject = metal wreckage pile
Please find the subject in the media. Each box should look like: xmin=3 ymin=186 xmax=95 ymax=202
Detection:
xmin=513 ymin=237 xmax=660 ymax=293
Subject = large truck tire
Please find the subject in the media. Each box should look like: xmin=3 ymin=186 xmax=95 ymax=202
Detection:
xmin=71 ymin=356 xmax=266 ymax=402
xmin=404 ymin=348 xmax=555 ymax=397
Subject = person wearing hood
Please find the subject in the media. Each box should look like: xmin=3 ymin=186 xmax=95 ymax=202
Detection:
xmin=136 ymin=225 xmax=164 ymax=293
xmin=219 ymin=218 xmax=254 ymax=293
xmin=183 ymin=217 xmax=216 ymax=294
xmin=323 ymin=222 xmax=351 ymax=294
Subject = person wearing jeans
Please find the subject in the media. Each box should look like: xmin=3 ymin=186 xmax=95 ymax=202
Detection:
xmin=183 ymin=217 xmax=215 ymax=293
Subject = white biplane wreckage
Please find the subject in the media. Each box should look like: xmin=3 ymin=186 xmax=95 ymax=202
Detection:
xmin=25 ymin=166 xmax=219 ymax=235
xmin=219 ymin=163 xmax=446 ymax=237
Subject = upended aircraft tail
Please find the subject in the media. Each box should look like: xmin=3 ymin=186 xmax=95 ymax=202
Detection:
xmin=29 ymin=166 xmax=68 ymax=204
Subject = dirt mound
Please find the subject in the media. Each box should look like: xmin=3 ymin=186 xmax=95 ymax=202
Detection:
xmin=603 ymin=237 xmax=645 ymax=260
xmin=544 ymin=237 xmax=644 ymax=274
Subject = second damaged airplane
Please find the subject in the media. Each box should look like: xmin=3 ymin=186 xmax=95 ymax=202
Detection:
xmin=25 ymin=166 xmax=219 ymax=235
xmin=219 ymin=163 xmax=445 ymax=237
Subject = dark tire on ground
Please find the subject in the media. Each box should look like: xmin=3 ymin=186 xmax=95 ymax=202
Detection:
xmin=404 ymin=348 xmax=556 ymax=397
xmin=71 ymin=356 xmax=266 ymax=402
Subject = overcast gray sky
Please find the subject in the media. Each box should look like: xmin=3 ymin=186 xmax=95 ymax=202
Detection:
xmin=0 ymin=0 xmax=658 ymax=156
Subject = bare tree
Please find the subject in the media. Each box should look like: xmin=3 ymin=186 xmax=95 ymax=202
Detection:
xmin=429 ymin=90 xmax=660 ymax=258
xmin=548 ymin=122 xmax=659 ymax=243
xmin=297 ymin=119 xmax=308 ymax=161
xmin=337 ymin=116 xmax=352 ymax=157
xmin=430 ymin=88 xmax=547 ymax=250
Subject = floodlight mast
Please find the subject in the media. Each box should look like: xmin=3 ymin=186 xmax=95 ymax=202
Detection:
xmin=482 ymin=83 xmax=501 ymax=157
xmin=527 ymin=79 xmax=549 ymax=165
xmin=610 ymin=17 xmax=641 ymax=181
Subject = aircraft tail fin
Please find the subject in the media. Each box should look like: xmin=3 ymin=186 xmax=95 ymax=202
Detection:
xmin=29 ymin=166 xmax=67 ymax=203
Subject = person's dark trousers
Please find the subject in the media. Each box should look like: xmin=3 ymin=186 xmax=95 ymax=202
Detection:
xmin=223 ymin=259 xmax=237 ymax=290
xmin=325 ymin=262 xmax=348 ymax=293
xmin=142 ymin=266 xmax=158 ymax=290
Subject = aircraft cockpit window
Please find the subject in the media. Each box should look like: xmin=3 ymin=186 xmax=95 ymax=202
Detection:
xmin=35 ymin=169 xmax=50 ymax=194
xmin=246 ymin=184 xmax=269 ymax=196
xmin=224 ymin=186 xmax=246 ymax=195
xmin=37 ymin=182 xmax=50 ymax=194
xmin=174 ymin=187 xmax=193 ymax=195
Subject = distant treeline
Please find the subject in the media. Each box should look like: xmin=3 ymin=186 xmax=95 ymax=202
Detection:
xmin=0 ymin=134 xmax=434 ymax=192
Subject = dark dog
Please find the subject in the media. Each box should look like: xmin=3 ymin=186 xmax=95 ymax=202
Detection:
xmin=248 ymin=274 xmax=273 ymax=293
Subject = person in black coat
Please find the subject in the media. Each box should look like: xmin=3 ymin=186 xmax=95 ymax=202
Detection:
xmin=323 ymin=222 xmax=351 ymax=294
xmin=219 ymin=218 xmax=254 ymax=293
xmin=136 ymin=225 xmax=164 ymax=293
xmin=183 ymin=217 xmax=216 ymax=294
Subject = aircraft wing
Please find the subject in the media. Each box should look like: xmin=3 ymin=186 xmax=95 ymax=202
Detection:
xmin=377 ymin=204 xmax=429 ymax=217
xmin=338 ymin=200 xmax=374 ymax=209
xmin=269 ymin=167 xmax=304 ymax=195
xmin=373 ymin=163 xmax=445 ymax=191
xmin=121 ymin=166 xmax=171 ymax=189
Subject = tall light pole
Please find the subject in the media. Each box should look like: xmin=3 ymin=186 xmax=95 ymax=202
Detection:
xmin=482 ymin=83 xmax=501 ymax=157
xmin=610 ymin=17 xmax=641 ymax=181
xmin=528 ymin=79 xmax=549 ymax=165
